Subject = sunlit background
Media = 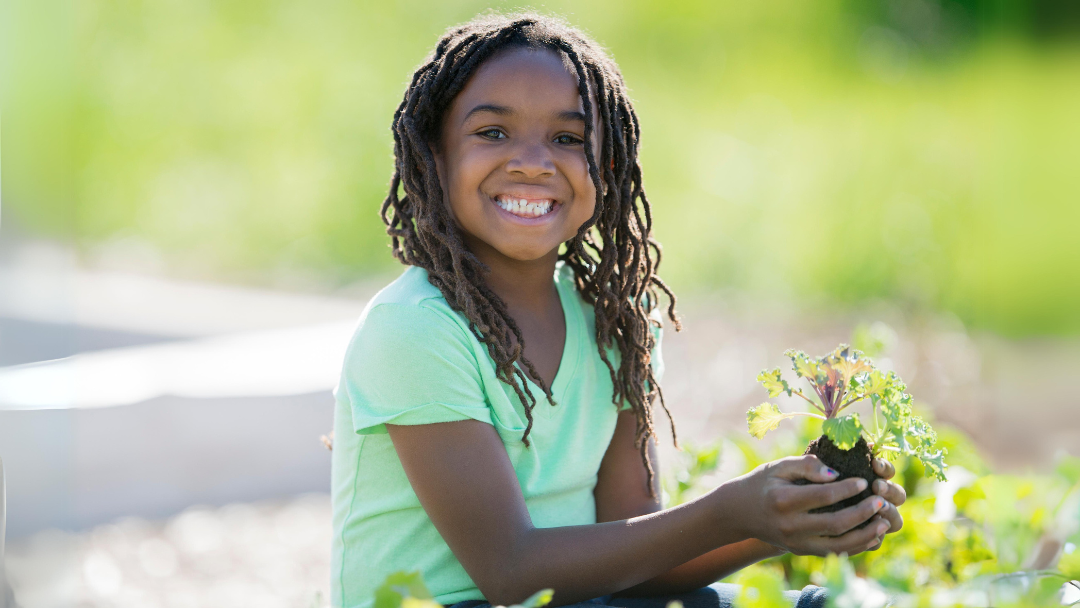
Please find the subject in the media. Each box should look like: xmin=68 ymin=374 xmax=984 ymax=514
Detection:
xmin=1 ymin=0 xmax=1078 ymax=606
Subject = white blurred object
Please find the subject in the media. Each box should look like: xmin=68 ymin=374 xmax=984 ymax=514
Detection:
xmin=4 ymin=495 xmax=330 ymax=608
xmin=0 ymin=265 xmax=366 ymax=338
xmin=1 ymin=457 xmax=20 ymax=608
xmin=0 ymin=320 xmax=356 ymax=410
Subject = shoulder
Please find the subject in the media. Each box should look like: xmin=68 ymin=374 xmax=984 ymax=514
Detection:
xmin=367 ymin=265 xmax=446 ymax=309
xmin=363 ymin=266 xmax=467 ymax=329
xmin=346 ymin=266 xmax=478 ymax=363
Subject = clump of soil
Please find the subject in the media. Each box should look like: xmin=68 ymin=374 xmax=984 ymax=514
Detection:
xmin=795 ymin=434 xmax=879 ymax=529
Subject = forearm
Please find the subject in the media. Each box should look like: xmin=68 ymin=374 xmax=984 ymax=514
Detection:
xmin=613 ymin=539 xmax=786 ymax=597
xmin=491 ymin=481 xmax=752 ymax=606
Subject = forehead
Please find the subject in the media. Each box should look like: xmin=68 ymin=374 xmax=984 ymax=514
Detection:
xmin=448 ymin=46 xmax=586 ymax=119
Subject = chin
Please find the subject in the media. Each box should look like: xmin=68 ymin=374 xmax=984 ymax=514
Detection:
xmin=494 ymin=241 xmax=560 ymax=263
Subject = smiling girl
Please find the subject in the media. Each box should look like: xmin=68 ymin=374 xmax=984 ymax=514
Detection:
xmin=330 ymin=14 xmax=907 ymax=608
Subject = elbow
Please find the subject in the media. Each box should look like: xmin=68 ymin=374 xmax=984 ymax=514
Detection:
xmin=473 ymin=556 xmax=541 ymax=607
xmin=476 ymin=576 xmax=529 ymax=608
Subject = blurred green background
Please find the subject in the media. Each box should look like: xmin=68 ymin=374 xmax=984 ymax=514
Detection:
xmin=3 ymin=0 xmax=1078 ymax=336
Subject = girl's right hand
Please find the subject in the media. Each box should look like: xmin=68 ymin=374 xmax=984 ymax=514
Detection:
xmin=734 ymin=455 xmax=891 ymax=557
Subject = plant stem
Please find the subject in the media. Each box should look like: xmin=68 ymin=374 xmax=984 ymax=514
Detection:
xmin=793 ymin=390 xmax=826 ymax=414
xmin=788 ymin=412 xmax=827 ymax=421
xmin=835 ymin=396 xmax=861 ymax=414
xmin=874 ymin=400 xmax=880 ymax=436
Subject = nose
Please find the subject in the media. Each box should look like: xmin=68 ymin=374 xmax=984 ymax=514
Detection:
xmin=505 ymin=140 xmax=556 ymax=179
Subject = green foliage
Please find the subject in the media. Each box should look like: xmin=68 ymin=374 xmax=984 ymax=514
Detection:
xmin=748 ymin=342 xmax=947 ymax=481
xmin=684 ymin=422 xmax=1080 ymax=607
xmin=746 ymin=403 xmax=796 ymax=440
xmin=821 ymin=414 xmax=864 ymax=450
xmin=6 ymin=2 xmax=1079 ymax=335
xmin=733 ymin=565 xmax=789 ymax=608
xmin=663 ymin=442 xmax=722 ymax=507
xmin=374 ymin=571 xmax=440 ymax=608
xmin=756 ymin=369 xmax=792 ymax=399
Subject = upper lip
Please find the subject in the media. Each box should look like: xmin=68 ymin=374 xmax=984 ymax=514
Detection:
xmin=491 ymin=190 xmax=560 ymax=203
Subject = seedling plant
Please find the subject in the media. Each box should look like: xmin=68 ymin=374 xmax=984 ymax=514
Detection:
xmin=747 ymin=345 xmax=947 ymax=515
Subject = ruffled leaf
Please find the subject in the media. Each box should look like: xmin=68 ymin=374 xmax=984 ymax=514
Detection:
xmin=822 ymin=414 xmax=865 ymax=450
xmin=785 ymin=349 xmax=820 ymax=381
xmin=757 ymin=368 xmax=791 ymax=398
xmin=920 ymin=448 xmax=949 ymax=482
xmin=747 ymin=403 xmax=793 ymax=439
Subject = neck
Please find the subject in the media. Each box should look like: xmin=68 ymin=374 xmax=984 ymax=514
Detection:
xmin=463 ymin=237 xmax=560 ymax=316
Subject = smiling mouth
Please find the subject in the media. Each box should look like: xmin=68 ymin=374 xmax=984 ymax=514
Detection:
xmin=494 ymin=195 xmax=558 ymax=219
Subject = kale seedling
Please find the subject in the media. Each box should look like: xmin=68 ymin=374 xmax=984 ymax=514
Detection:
xmin=747 ymin=345 xmax=947 ymax=517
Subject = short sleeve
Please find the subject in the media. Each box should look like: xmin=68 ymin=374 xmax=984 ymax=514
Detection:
xmin=336 ymin=303 xmax=492 ymax=435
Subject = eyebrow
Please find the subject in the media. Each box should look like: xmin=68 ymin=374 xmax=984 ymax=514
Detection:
xmin=461 ymin=104 xmax=513 ymax=125
xmin=461 ymin=104 xmax=587 ymax=125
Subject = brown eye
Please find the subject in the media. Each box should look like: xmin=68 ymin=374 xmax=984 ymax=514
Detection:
xmin=554 ymin=133 xmax=584 ymax=145
xmin=478 ymin=128 xmax=506 ymax=140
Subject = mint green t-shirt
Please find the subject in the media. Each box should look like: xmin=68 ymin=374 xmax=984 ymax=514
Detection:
xmin=330 ymin=264 xmax=663 ymax=608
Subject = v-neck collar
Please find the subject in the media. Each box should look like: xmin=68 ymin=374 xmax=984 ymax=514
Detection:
xmin=518 ymin=266 xmax=584 ymax=418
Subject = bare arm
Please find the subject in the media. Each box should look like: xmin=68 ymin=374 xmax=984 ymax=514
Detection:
xmin=387 ymin=418 xmax=888 ymax=606
xmin=594 ymin=411 xmax=785 ymax=597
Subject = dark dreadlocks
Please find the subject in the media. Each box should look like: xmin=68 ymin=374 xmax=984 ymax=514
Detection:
xmin=383 ymin=13 xmax=681 ymax=495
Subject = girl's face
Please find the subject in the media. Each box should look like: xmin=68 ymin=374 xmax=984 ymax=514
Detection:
xmin=434 ymin=46 xmax=601 ymax=264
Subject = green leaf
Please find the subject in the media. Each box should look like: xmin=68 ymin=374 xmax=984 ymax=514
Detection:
xmin=747 ymin=403 xmax=793 ymax=439
xmin=1058 ymin=549 xmax=1080 ymax=579
xmin=756 ymin=368 xmax=791 ymax=398
xmin=401 ymin=599 xmax=442 ymax=608
xmin=785 ymin=349 xmax=819 ymax=380
xmin=514 ymin=589 xmax=554 ymax=608
xmin=822 ymin=414 xmax=864 ymax=450
xmin=920 ymin=448 xmax=948 ymax=482
xmin=733 ymin=565 xmax=789 ymax=608
xmin=374 ymin=571 xmax=433 ymax=608
xmin=1055 ymin=455 xmax=1080 ymax=485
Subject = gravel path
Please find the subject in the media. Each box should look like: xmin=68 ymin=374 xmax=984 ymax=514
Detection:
xmin=6 ymin=495 xmax=331 ymax=608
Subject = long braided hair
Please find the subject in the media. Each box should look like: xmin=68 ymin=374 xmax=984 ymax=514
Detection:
xmin=384 ymin=13 xmax=680 ymax=494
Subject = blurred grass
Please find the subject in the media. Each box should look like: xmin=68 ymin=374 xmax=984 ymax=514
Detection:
xmin=2 ymin=0 xmax=1078 ymax=336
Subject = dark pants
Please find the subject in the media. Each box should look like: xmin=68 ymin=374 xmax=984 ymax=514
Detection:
xmin=445 ymin=582 xmax=828 ymax=608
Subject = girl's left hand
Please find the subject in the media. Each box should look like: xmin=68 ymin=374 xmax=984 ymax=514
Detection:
xmin=867 ymin=458 xmax=907 ymax=550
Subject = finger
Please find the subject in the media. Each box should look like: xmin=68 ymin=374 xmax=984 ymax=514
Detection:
xmin=872 ymin=458 xmax=895 ymax=480
xmin=872 ymin=479 xmax=907 ymax=507
xmin=825 ymin=515 xmax=891 ymax=556
xmin=773 ymin=455 xmax=842 ymax=483
xmin=804 ymin=494 xmax=886 ymax=537
xmin=782 ymin=477 xmax=868 ymax=513
xmin=877 ymin=499 xmax=903 ymax=534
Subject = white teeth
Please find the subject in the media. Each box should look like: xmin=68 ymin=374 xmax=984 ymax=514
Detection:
xmin=496 ymin=196 xmax=554 ymax=218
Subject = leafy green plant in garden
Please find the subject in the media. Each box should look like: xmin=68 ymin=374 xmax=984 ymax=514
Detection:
xmin=662 ymin=442 xmax=721 ymax=507
xmin=747 ymin=345 xmax=947 ymax=499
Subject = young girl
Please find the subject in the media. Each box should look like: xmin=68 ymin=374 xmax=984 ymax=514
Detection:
xmin=331 ymin=14 xmax=906 ymax=608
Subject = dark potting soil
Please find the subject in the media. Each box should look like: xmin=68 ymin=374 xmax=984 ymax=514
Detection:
xmin=794 ymin=434 xmax=879 ymax=529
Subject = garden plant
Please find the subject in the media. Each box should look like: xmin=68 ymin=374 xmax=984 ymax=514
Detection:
xmin=746 ymin=345 xmax=947 ymax=520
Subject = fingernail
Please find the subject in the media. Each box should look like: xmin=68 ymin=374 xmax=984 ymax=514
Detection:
xmin=876 ymin=522 xmax=889 ymax=535
xmin=874 ymin=480 xmax=885 ymax=493
xmin=822 ymin=467 xmax=838 ymax=478
xmin=856 ymin=478 xmax=868 ymax=491
xmin=873 ymin=497 xmax=885 ymax=511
